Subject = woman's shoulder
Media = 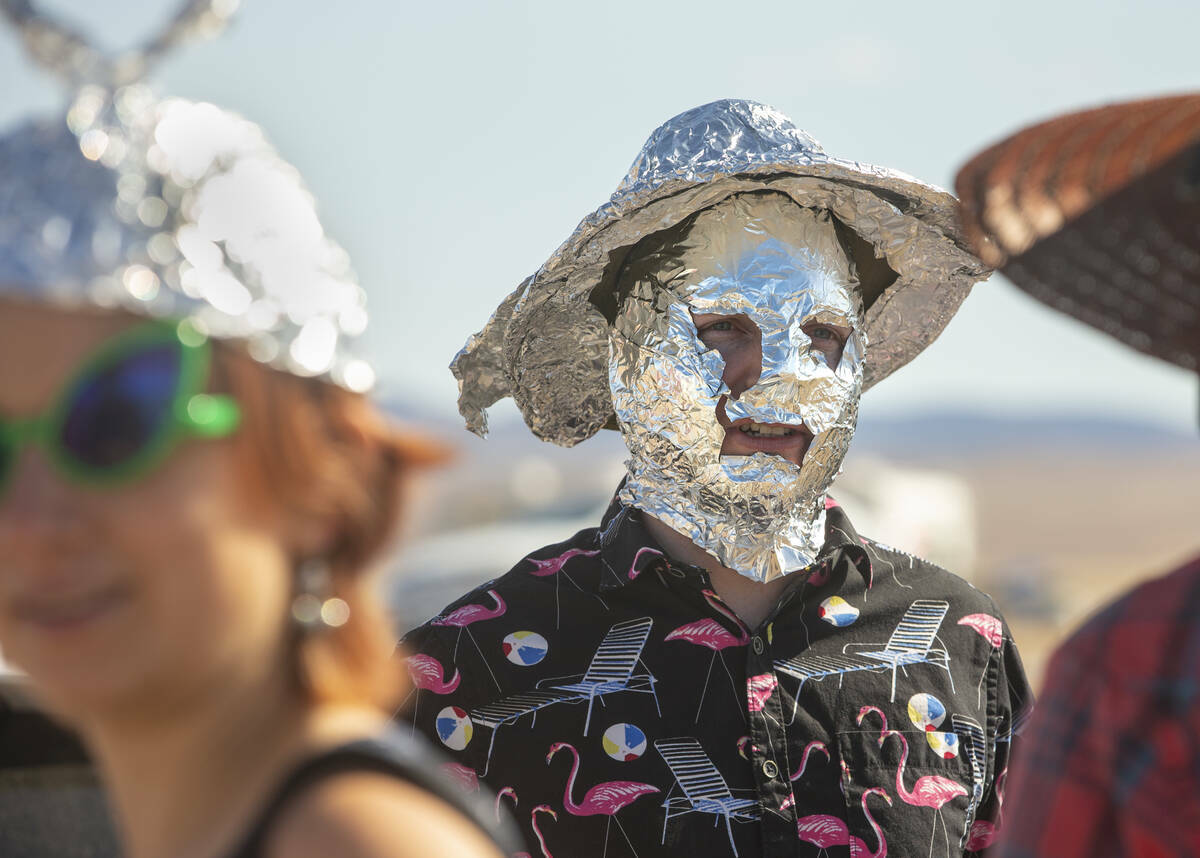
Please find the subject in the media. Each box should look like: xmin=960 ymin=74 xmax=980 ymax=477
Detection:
xmin=238 ymin=728 xmax=513 ymax=858
xmin=264 ymin=769 xmax=504 ymax=858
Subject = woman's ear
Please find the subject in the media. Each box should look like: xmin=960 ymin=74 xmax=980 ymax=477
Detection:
xmin=284 ymin=511 xmax=342 ymax=567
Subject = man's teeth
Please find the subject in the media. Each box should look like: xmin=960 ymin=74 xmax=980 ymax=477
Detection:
xmin=738 ymin=422 xmax=796 ymax=437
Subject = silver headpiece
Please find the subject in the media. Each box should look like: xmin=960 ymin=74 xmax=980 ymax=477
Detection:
xmin=0 ymin=0 xmax=375 ymax=391
xmin=452 ymin=99 xmax=990 ymax=443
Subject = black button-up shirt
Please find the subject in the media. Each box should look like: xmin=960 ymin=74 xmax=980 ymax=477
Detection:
xmin=401 ymin=497 xmax=1032 ymax=857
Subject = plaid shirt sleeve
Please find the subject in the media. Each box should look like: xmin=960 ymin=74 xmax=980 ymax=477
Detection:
xmin=994 ymin=555 xmax=1200 ymax=858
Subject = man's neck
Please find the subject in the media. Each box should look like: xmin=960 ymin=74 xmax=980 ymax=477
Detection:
xmin=642 ymin=513 xmax=792 ymax=630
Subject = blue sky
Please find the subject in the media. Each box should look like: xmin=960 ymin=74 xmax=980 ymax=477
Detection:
xmin=2 ymin=0 xmax=1197 ymax=431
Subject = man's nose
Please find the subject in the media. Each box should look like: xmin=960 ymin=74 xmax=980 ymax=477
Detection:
xmin=722 ymin=337 xmax=763 ymax=400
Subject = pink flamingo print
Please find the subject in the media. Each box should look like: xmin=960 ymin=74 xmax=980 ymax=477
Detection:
xmin=856 ymin=704 xmax=890 ymax=740
xmin=746 ymin=673 xmax=778 ymax=712
xmin=963 ymin=821 xmax=995 ymax=853
xmin=736 ymin=735 xmax=759 ymax=759
xmin=407 ymin=653 xmax=462 ymax=694
xmin=431 ymin=589 xmax=507 ymax=691
xmin=879 ymin=730 xmax=968 ymax=858
xmin=495 ymin=785 xmax=518 ymax=823
xmin=848 ymin=788 xmax=891 ymax=857
xmin=399 ymin=653 xmax=461 ymax=728
xmin=546 ymin=741 xmax=659 ymax=858
xmin=963 ymin=767 xmax=1007 ymax=852
xmin=796 ymin=815 xmax=847 ymax=856
xmin=796 ymin=787 xmax=890 ymax=857
xmin=957 ymin=614 xmax=1003 ymax=649
xmin=528 ymin=548 xmax=599 ymax=577
xmin=521 ymin=804 xmax=557 ymax=858
xmin=791 ymin=740 xmax=830 ymax=781
xmin=780 ymin=740 xmax=829 ymax=811
xmin=440 ymin=762 xmax=480 ymax=792
xmin=807 ymin=561 xmax=832 ymax=588
xmin=527 ymin=548 xmax=607 ymax=626
xmin=665 ymin=589 xmax=750 ymax=722
xmin=627 ymin=546 xmax=664 ymax=581
xmin=958 ymin=613 xmax=1003 ymax=707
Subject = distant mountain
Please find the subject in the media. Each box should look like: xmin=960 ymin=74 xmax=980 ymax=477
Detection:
xmin=380 ymin=397 xmax=1195 ymax=461
xmin=851 ymin=412 xmax=1195 ymax=459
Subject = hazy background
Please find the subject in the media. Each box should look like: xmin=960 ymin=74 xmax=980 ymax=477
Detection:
xmin=2 ymin=0 xmax=1198 ymax=681
xmin=1 ymin=0 xmax=1196 ymax=429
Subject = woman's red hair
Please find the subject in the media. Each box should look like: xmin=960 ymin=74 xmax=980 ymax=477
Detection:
xmin=213 ymin=345 xmax=446 ymax=710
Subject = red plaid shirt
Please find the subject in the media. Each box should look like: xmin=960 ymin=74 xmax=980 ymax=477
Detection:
xmin=996 ymin=554 xmax=1200 ymax=858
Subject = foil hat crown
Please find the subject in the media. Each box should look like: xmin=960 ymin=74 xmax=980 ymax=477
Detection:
xmin=614 ymin=100 xmax=825 ymax=200
xmin=0 ymin=0 xmax=375 ymax=391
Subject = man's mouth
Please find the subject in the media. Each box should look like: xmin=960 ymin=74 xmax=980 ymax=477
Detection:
xmin=714 ymin=398 xmax=812 ymax=466
xmin=736 ymin=422 xmax=800 ymax=438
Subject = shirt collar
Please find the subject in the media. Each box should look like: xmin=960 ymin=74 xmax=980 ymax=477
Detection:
xmin=596 ymin=492 xmax=873 ymax=593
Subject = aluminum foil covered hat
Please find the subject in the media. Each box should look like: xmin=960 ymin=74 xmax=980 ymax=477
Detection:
xmin=453 ymin=99 xmax=991 ymax=443
xmin=0 ymin=0 xmax=375 ymax=391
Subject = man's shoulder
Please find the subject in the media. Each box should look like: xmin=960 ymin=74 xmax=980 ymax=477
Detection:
xmin=857 ymin=535 xmax=1000 ymax=613
xmin=401 ymin=525 xmax=606 ymax=640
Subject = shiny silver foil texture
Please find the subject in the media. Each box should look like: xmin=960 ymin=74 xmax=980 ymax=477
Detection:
xmin=452 ymin=99 xmax=991 ymax=444
xmin=612 ymin=193 xmax=863 ymax=580
xmin=0 ymin=0 xmax=375 ymax=392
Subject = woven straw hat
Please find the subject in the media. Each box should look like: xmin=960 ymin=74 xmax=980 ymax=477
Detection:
xmin=956 ymin=93 xmax=1200 ymax=370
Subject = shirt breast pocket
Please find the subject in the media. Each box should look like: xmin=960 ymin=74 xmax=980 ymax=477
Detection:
xmin=836 ymin=728 xmax=975 ymax=857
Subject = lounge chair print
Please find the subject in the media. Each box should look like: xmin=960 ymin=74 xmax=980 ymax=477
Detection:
xmin=655 ymin=737 xmax=761 ymax=858
xmin=951 ymin=713 xmax=987 ymax=848
xmin=468 ymin=617 xmax=660 ymax=776
xmin=775 ymin=599 xmax=955 ymax=721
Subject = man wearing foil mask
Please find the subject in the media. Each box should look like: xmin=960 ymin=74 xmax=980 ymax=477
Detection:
xmin=403 ymin=99 xmax=1031 ymax=858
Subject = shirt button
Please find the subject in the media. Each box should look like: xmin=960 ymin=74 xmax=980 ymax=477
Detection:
xmin=762 ymin=760 xmax=779 ymax=779
xmin=752 ymin=636 xmax=764 ymax=655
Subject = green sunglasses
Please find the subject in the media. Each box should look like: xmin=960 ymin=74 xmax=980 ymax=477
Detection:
xmin=0 ymin=319 xmax=241 ymax=492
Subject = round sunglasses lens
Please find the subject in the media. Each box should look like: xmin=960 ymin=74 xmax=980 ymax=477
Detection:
xmin=60 ymin=344 xmax=182 ymax=472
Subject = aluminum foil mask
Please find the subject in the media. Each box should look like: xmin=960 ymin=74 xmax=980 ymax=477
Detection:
xmin=609 ymin=192 xmax=865 ymax=581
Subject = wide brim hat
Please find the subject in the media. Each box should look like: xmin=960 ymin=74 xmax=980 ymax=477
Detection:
xmin=452 ymin=99 xmax=991 ymax=446
xmin=955 ymin=93 xmax=1200 ymax=371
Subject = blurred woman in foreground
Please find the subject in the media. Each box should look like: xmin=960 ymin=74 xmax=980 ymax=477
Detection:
xmin=0 ymin=3 xmax=513 ymax=856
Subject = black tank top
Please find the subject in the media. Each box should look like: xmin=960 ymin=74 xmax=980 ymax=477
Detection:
xmin=226 ymin=727 xmax=520 ymax=857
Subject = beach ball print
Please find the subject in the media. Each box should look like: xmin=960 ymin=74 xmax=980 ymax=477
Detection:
xmin=436 ymin=706 xmax=474 ymax=751
xmin=907 ymin=693 xmax=947 ymax=732
xmin=602 ymin=723 xmax=648 ymax=762
xmin=926 ymin=730 xmax=960 ymax=759
xmin=503 ymin=631 xmax=548 ymax=666
xmin=819 ymin=595 xmax=859 ymax=627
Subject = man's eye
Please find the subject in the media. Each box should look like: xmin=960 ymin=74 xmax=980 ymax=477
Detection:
xmin=703 ymin=320 xmax=734 ymax=332
xmin=809 ymin=326 xmax=836 ymax=340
